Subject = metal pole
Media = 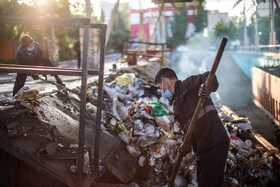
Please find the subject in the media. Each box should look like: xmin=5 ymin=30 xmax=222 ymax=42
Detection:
xmin=255 ymin=5 xmax=259 ymax=48
xmin=243 ymin=0 xmax=248 ymax=46
xmin=123 ymin=41 xmax=128 ymax=56
xmin=161 ymin=44 xmax=164 ymax=68
xmin=77 ymin=24 xmax=90 ymax=182
xmin=150 ymin=0 xmax=166 ymax=43
xmin=168 ymin=38 xmax=227 ymax=187
xmin=269 ymin=0 xmax=275 ymax=46
xmin=93 ymin=25 xmax=107 ymax=179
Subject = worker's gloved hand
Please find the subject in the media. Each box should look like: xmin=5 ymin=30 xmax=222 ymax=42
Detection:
xmin=198 ymin=83 xmax=211 ymax=98
xmin=31 ymin=75 xmax=39 ymax=80
xmin=178 ymin=143 xmax=192 ymax=155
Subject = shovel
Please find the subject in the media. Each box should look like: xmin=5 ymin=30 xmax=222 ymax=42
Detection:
xmin=168 ymin=38 xmax=228 ymax=187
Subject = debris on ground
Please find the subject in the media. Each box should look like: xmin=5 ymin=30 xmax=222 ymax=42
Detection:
xmin=88 ymin=71 xmax=280 ymax=186
xmin=0 ymin=68 xmax=279 ymax=186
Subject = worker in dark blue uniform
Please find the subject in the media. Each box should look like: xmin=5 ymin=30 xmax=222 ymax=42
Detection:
xmin=73 ymin=40 xmax=81 ymax=69
xmin=13 ymin=35 xmax=63 ymax=96
xmin=155 ymin=68 xmax=229 ymax=187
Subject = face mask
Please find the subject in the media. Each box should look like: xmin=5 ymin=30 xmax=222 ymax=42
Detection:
xmin=26 ymin=46 xmax=34 ymax=52
xmin=161 ymin=81 xmax=173 ymax=99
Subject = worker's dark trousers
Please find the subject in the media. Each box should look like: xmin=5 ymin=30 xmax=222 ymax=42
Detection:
xmin=12 ymin=58 xmax=63 ymax=96
xmin=77 ymin=51 xmax=81 ymax=69
xmin=13 ymin=73 xmax=27 ymax=96
xmin=196 ymin=141 xmax=229 ymax=187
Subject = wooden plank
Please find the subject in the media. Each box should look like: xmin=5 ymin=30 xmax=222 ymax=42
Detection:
xmin=249 ymin=129 xmax=279 ymax=156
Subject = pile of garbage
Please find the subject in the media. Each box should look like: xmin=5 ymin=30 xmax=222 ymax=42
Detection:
xmin=1 ymin=70 xmax=279 ymax=186
xmin=89 ymin=72 xmax=280 ymax=186
xmin=92 ymin=73 xmax=178 ymax=185
xmin=219 ymin=110 xmax=280 ymax=187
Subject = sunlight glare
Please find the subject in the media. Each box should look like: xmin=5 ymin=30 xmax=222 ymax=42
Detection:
xmin=36 ymin=0 xmax=46 ymax=5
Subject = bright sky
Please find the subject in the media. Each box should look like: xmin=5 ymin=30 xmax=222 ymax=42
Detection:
xmin=205 ymin=0 xmax=255 ymax=17
xmin=20 ymin=0 xmax=253 ymax=18
xmin=91 ymin=0 xmax=253 ymax=18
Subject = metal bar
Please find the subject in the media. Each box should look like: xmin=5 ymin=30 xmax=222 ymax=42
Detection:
xmin=90 ymin=23 xmax=107 ymax=29
xmin=0 ymin=66 xmax=98 ymax=76
xmin=123 ymin=53 xmax=162 ymax=58
xmin=126 ymin=40 xmax=169 ymax=46
xmin=93 ymin=25 xmax=107 ymax=179
xmin=77 ymin=24 xmax=90 ymax=179
xmin=150 ymin=0 xmax=166 ymax=39
xmin=0 ymin=16 xmax=90 ymax=27
xmin=160 ymin=44 xmax=165 ymax=68
xmin=123 ymin=41 xmax=128 ymax=56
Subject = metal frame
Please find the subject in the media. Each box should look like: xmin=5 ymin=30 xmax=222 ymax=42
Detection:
xmin=123 ymin=41 xmax=171 ymax=67
xmin=0 ymin=16 xmax=107 ymax=186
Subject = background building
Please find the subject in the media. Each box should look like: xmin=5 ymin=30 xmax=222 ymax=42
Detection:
xmin=130 ymin=3 xmax=195 ymax=43
xmin=207 ymin=10 xmax=229 ymax=32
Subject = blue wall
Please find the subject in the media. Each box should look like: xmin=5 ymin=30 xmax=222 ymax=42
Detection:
xmin=232 ymin=52 xmax=280 ymax=79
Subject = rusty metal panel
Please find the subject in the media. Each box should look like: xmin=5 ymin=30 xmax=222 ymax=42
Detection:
xmin=252 ymin=67 xmax=280 ymax=126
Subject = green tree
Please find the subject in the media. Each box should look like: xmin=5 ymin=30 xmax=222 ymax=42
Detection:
xmin=258 ymin=16 xmax=270 ymax=44
xmin=0 ymin=0 xmax=36 ymax=42
xmin=0 ymin=0 xmax=77 ymax=61
xmin=245 ymin=13 xmax=280 ymax=45
xmin=98 ymin=9 xmax=105 ymax=24
xmin=214 ymin=18 xmax=238 ymax=41
xmin=106 ymin=10 xmax=130 ymax=53
xmin=274 ymin=13 xmax=280 ymax=44
xmin=54 ymin=0 xmax=77 ymax=60
xmin=167 ymin=6 xmax=188 ymax=46
xmin=193 ymin=1 xmax=207 ymax=33
xmin=119 ymin=3 xmax=130 ymax=29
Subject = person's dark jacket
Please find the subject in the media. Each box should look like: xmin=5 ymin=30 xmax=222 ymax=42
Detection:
xmin=16 ymin=42 xmax=44 ymax=66
xmin=173 ymin=72 xmax=229 ymax=160
xmin=74 ymin=41 xmax=80 ymax=53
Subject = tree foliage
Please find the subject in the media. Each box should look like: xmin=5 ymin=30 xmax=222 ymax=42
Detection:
xmin=274 ymin=13 xmax=280 ymax=44
xmin=0 ymin=0 xmax=79 ymax=61
xmin=214 ymin=18 xmax=238 ymax=41
xmin=167 ymin=5 xmax=188 ymax=46
xmin=106 ymin=7 xmax=130 ymax=53
xmin=193 ymin=1 xmax=207 ymax=33
xmin=119 ymin=3 xmax=130 ymax=30
xmin=98 ymin=9 xmax=105 ymax=24
xmin=214 ymin=11 xmax=280 ymax=45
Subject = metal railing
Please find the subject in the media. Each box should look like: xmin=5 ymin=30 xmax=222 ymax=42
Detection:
xmin=0 ymin=16 xmax=107 ymax=186
xmin=123 ymin=41 xmax=171 ymax=68
xmin=238 ymin=44 xmax=280 ymax=53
